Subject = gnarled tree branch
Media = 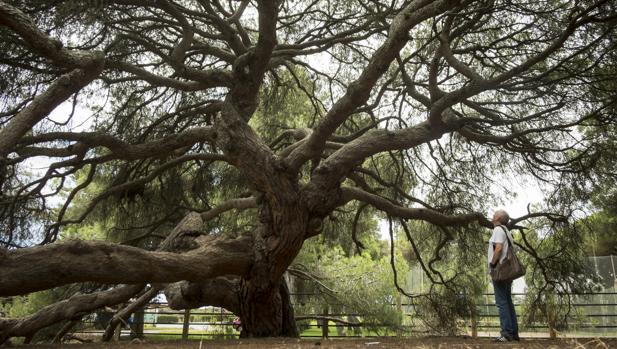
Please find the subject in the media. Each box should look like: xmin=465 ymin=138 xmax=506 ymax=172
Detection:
xmin=0 ymin=234 xmax=253 ymax=296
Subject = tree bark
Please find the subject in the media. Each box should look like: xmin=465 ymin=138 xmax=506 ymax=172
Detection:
xmin=238 ymin=275 xmax=298 ymax=337
xmin=210 ymin=98 xmax=309 ymax=337
xmin=238 ymin=277 xmax=284 ymax=337
xmin=165 ymin=278 xmax=241 ymax=313
xmin=279 ymin=277 xmax=299 ymax=337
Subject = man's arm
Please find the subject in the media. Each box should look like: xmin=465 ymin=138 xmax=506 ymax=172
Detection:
xmin=490 ymin=243 xmax=503 ymax=268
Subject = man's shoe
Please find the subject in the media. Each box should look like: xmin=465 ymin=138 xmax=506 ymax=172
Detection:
xmin=512 ymin=335 xmax=520 ymax=341
xmin=493 ymin=336 xmax=511 ymax=342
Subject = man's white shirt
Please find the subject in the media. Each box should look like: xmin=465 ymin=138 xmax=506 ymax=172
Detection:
xmin=488 ymin=226 xmax=512 ymax=268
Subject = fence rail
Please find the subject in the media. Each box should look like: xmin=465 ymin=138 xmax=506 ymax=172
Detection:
xmin=71 ymin=291 xmax=617 ymax=340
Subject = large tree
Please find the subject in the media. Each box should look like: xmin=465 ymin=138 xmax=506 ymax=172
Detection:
xmin=1 ymin=0 xmax=616 ymax=341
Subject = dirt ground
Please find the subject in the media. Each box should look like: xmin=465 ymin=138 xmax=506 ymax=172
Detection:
xmin=10 ymin=337 xmax=616 ymax=349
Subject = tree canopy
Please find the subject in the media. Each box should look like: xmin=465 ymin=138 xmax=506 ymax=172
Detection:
xmin=1 ymin=0 xmax=616 ymax=342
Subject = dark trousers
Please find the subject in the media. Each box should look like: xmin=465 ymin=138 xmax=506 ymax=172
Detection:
xmin=493 ymin=280 xmax=519 ymax=339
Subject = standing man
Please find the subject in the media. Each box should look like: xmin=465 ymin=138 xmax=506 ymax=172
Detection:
xmin=488 ymin=209 xmax=520 ymax=342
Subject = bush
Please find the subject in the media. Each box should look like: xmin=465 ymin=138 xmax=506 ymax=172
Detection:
xmin=157 ymin=314 xmax=180 ymax=324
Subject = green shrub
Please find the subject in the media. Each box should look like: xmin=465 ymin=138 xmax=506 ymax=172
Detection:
xmin=157 ymin=314 xmax=180 ymax=324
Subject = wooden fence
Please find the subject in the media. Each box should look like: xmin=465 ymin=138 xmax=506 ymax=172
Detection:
xmin=73 ymin=291 xmax=617 ymax=340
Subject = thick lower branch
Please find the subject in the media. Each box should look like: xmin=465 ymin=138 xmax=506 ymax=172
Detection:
xmin=0 ymin=211 xmax=205 ymax=342
xmin=164 ymin=277 xmax=241 ymax=314
xmin=0 ymin=235 xmax=253 ymax=296
xmin=0 ymin=284 xmax=144 ymax=342
xmin=107 ymin=60 xmax=232 ymax=90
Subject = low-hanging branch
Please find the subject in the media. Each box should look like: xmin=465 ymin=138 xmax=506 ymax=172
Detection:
xmin=0 ymin=234 xmax=254 ymax=297
xmin=41 ymin=153 xmax=227 ymax=243
xmin=0 ymin=211 xmax=210 ymax=342
xmin=164 ymin=277 xmax=241 ymax=313
xmin=0 ymin=284 xmax=144 ymax=344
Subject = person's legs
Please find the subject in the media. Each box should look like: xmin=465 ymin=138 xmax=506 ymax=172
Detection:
xmin=504 ymin=282 xmax=519 ymax=340
xmin=493 ymin=280 xmax=514 ymax=339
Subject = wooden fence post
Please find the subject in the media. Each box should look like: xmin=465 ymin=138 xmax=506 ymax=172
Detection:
xmin=182 ymin=309 xmax=191 ymax=340
xmin=131 ymin=308 xmax=144 ymax=339
xmin=396 ymin=292 xmax=402 ymax=337
xmin=322 ymin=305 xmax=328 ymax=339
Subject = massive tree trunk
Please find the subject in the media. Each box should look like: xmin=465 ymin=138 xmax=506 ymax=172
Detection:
xmin=164 ymin=276 xmax=298 ymax=338
xmin=238 ymin=277 xmax=283 ymax=337
xmin=165 ymin=277 xmax=298 ymax=338
xmin=238 ymin=276 xmax=298 ymax=338
xmin=163 ymin=203 xmax=307 ymax=337
xmin=279 ymin=276 xmax=299 ymax=337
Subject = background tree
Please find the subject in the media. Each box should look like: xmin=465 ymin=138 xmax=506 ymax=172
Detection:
xmin=1 ymin=0 xmax=616 ymax=342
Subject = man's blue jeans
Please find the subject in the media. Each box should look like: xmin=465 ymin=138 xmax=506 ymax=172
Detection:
xmin=493 ymin=280 xmax=519 ymax=339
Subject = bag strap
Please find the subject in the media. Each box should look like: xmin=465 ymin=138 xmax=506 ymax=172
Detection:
xmin=491 ymin=226 xmax=513 ymax=250
xmin=498 ymin=225 xmax=514 ymax=251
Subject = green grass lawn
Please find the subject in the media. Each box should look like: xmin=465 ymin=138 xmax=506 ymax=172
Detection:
xmin=141 ymin=320 xmax=395 ymax=340
xmin=298 ymin=321 xmax=396 ymax=337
